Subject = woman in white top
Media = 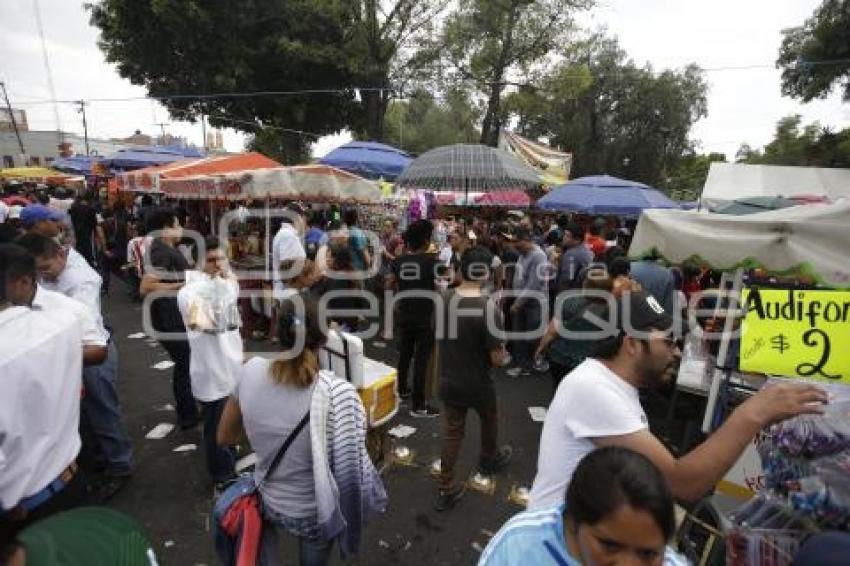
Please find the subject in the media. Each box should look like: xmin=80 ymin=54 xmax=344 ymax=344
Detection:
xmin=218 ymin=296 xmax=386 ymax=565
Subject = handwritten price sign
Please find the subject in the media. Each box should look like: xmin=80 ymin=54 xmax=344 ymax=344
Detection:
xmin=740 ymin=289 xmax=850 ymax=383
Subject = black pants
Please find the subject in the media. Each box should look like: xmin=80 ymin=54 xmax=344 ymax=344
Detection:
xmin=397 ymin=322 xmax=435 ymax=408
xmin=0 ymin=469 xmax=90 ymax=548
xmin=549 ymin=361 xmax=570 ymax=396
xmin=159 ymin=338 xmax=199 ymax=427
xmin=201 ymin=399 xmax=237 ymax=483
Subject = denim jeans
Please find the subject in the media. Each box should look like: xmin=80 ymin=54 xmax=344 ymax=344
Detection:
xmin=201 ymin=399 xmax=236 ymax=483
xmin=81 ymin=341 xmax=133 ymax=475
xmin=158 ymin=338 xmax=199 ymax=427
xmin=260 ymin=511 xmax=333 ymax=566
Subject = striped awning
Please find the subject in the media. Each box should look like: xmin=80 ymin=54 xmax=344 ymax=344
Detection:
xmin=394 ymin=144 xmax=541 ymax=194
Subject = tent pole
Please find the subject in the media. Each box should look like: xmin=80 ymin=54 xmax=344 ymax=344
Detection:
xmin=265 ymin=195 xmax=271 ymax=278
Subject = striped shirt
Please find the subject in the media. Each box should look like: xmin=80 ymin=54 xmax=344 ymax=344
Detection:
xmin=478 ymin=505 xmax=689 ymax=566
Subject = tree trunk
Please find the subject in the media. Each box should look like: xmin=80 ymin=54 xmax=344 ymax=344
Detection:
xmin=362 ymin=86 xmax=389 ymax=141
xmin=479 ymin=1 xmax=520 ymax=147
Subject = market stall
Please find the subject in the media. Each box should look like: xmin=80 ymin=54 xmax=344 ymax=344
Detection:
xmin=630 ymin=202 xmax=850 ymax=564
xmin=0 ymin=167 xmax=85 ymax=190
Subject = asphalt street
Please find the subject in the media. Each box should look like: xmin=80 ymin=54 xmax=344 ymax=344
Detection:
xmin=102 ymin=281 xmax=554 ymax=566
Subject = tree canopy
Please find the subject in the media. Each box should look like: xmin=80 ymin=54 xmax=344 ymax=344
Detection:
xmin=736 ymin=115 xmax=850 ymax=168
xmin=381 ymin=88 xmax=479 ymax=155
xmin=505 ymin=35 xmax=708 ymax=188
xmin=777 ymin=0 xmax=850 ymax=102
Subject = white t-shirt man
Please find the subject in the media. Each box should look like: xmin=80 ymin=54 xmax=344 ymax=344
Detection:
xmin=177 ymin=275 xmax=243 ymax=402
xmin=527 ymin=358 xmax=648 ymax=510
xmin=41 ymin=247 xmax=108 ymax=339
xmin=0 ymin=306 xmax=83 ymax=510
xmin=271 ymin=223 xmax=305 ymax=298
xmin=32 ymin=285 xmax=108 ymax=347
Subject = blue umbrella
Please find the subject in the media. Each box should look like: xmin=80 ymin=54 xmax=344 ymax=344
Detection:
xmin=102 ymin=146 xmax=204 ymax=171
xmin=536 ymin=175 xmax=677 ymax=216
xmin=51 ymin=155 xmax=103 ymax=175
xmin=318 ymin=141 xmax=412 ymax=181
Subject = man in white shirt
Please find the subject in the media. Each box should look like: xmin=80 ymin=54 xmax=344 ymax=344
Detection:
xmin=1 ymin=244 xmax=107 ymax=367
xmin=270 ymin=204 xmax=305 ymax=340
xmin=528 ymin=290 xmax=828 ymax=510
xmin=16 ymin=234 xmax=133 ymax=500
xmin=0 ymin=245 xmax=88 ymax=543
xmin=177 ymin=237 xmax=242 ymax=489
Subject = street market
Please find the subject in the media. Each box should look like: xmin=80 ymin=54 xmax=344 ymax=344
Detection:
xmin=3 ymin=2 xmax=850 ymax=566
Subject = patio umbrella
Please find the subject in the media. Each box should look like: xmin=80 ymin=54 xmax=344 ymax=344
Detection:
xmin=536 ymin=175 xmax=677 ymax=216
xmin=394 ymin=143 xmax=541 ymax=204
xmin=712 ymin=196 xmax=798 ymax=216
xmin=318 ymin=141 xmax=412 ymax=181
xmin=50 ymin=155 xmax=103 ymax=176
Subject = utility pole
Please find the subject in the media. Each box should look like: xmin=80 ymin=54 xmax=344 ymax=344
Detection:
xmin=0 ymin=81 xmax=27 ymax=159
xmin=200 ymin=112 xmax=208 ymax=153
xmin=77 ymin=100 xmax=90 ymax=155
xmin=154 ymin=122 xmax=168 ymax=142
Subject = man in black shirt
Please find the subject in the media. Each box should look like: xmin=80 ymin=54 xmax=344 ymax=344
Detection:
xmin=388 ymin=220 xmax=442 ymax=418
xmin=69 ymin=193 xmax=99 ymax=267
xmin=435 ymin=246 xmax=512 ymax=511
xmin=140 ymin=208 xmax=199 ymax=429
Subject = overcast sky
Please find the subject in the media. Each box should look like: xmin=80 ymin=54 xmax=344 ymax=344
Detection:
xmin=1 ymin=0 xmax=847 ymax=159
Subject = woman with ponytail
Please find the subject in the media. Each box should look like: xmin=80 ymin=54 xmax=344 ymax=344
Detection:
xmin=217 ymin=296 xmax=386 ymax=565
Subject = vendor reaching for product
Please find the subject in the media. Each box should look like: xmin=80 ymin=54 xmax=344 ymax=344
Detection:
xmin=528 ymin=290 xmax=828 ymax=508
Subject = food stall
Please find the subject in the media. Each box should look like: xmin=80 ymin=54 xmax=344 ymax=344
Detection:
xmin=629 ymin=201 xmax=850 ymax=564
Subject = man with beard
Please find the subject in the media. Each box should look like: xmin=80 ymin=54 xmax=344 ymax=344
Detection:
xmin=527 ymin=290 xmax=828 ymax=509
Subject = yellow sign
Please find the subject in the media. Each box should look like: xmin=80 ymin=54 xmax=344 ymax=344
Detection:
xmin=740 ymin=289 xmax=850 ymax=383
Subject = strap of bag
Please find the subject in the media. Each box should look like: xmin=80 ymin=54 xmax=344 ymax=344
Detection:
xmin=258 ymin=411 xmax=310 ymax=486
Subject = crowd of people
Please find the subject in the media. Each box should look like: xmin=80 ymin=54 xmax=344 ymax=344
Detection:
xmin=0 ymin=180 xmax=830 ymax=565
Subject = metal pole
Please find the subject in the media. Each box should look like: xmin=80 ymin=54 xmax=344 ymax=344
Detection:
xmin=0 ymin=81 xmax=26 ymax=158
xmin=201 ymin=112 xmax=207 ymax=153
xmin=78 ymin=100 xmax=90 ymax=155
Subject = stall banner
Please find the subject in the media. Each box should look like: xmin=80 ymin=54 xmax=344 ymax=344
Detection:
xmin=740 ymin=288 xmax=850 ymax=383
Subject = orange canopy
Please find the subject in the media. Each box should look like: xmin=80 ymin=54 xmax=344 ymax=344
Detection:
xmin=116 ymin=152 xmax=282 ymax=193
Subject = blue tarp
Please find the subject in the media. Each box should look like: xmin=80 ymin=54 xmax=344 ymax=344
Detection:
xmin=318 ymin=141 xmax=412 ymax=181
xmin=51 ymin=155 xmax=103 ymax=175
xmin=536 ymin=175 xmax=678 ymax=216
xmin=102 ymin=146 xmax=204 ymax=170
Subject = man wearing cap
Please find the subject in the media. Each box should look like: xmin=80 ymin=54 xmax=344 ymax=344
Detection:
xmin=507 ymin=226 xmax=549 ymax=377
xmin=527 ymin=290 xmax=827 ymax=509
xmin=19 ymin=205 xmax=64 ymax=241
xmin=16 ymin=233 xmax=134 ymax=501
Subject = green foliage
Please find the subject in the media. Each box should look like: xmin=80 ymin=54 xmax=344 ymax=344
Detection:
xmin=736 ymin=115 xmax=850 ymax=168
xmin=87 ymin=0 xmax=450 ymax=152
xmin=381 ymin=88 xmax=480 ymax=154
xmin=667 ymin=152 xmax=727 ymax=201
xmin=505 ymin=34 xmax=708 ymax=189
xmin=245 ymin=128 xmax=310 ymax=165
xmin=439 ymin=0 xmax=593 ymax=146
xmin=777 ymin=0 xmax=850 ymax=101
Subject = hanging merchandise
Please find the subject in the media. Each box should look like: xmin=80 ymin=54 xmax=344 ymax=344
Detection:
xmin=726 ymin=495 xmax=812 ymax=566
xmin=184 ymin=271 xmax=242 ymax=333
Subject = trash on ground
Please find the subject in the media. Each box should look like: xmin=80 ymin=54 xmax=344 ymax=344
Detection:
xmin=151 ymin=360 xmax=175 ymax=370
xmin=388 ymin=424 xmax=416 ymax=439
xmin=173 ymin=444 xmax=197 ymax=453
xmin=145 ymin=423 xmax=175 ymax=439
xmin=127 ymin=332 xmax=146 ymax=339
xmin=528 ymin=406 xmax=547 ymax=422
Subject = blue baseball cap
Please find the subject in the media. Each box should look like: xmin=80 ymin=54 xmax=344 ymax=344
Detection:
xmin=20 ymin=204 xmax=64 ymax=227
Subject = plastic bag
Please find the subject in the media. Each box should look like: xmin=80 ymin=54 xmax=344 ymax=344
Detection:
xmin=186 ymin=272 xmax=242 ymax=333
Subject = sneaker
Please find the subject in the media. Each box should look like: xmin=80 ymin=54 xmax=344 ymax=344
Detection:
xmin=410 ymin=404 xmax=440 ymax=418
xmin=505 ymin=367 xmax=532 ymax=377
xmin=434 ymin=484 xmax=466 ymax=512
xmin=478 ymin=446 xmax=513 ymax=475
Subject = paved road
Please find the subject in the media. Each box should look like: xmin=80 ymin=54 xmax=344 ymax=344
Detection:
xmin=103 ymin=283 xmax=554 ymax=566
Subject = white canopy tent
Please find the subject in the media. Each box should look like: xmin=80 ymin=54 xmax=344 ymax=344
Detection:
xmin=701 ymin=162 xmax=850 ymax=208
xmin=629 ymin=200 xmax=850 ymax=289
